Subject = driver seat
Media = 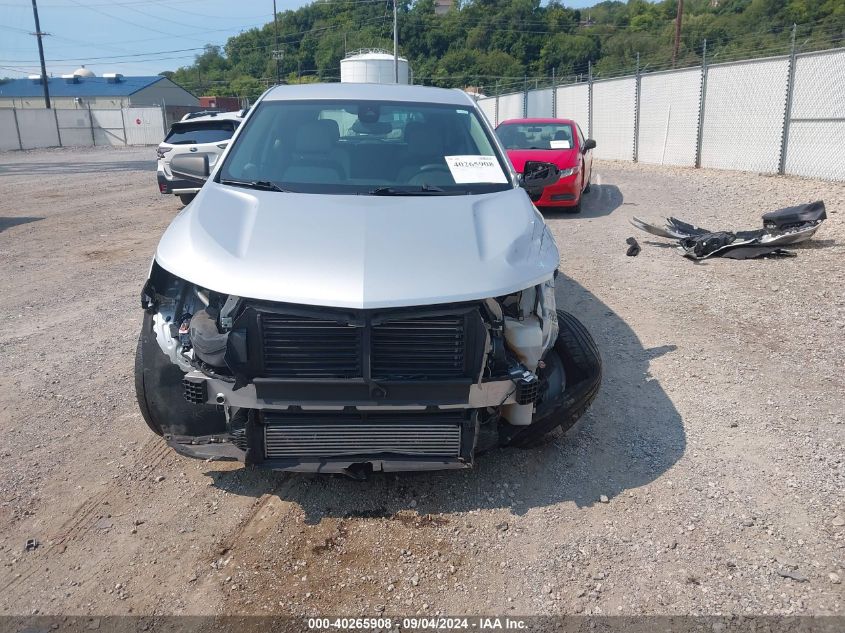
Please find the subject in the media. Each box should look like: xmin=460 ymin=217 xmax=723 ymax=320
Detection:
xmin=396 ymin=122 xmax=446 ymax=183
xmin=280 ymin=120 xmax=347 ymax=183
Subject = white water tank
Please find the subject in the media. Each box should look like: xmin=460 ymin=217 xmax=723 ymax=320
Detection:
xmin=73 ymin=65 xmax=96 ymax=78
xmin=341 ymin=50 xmax=410 ymax=85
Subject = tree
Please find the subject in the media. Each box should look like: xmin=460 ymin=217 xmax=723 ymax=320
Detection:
xmin=161 ymin=0 xmax=844 ymax=95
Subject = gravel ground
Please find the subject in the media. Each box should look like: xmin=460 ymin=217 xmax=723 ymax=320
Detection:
xmin=0 ymin=146 xmax=843 ymax=618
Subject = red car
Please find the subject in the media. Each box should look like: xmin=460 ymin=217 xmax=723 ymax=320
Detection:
xmin=496 ymin=118 xmax=596 ymax=212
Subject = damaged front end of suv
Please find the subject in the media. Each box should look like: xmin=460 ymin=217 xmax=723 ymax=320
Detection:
xmin=135 ymin=83 xmax=601 ymax=475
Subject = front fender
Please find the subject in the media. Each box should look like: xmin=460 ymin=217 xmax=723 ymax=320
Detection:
xmin=136 ymin=312 xmax=227 ymax=437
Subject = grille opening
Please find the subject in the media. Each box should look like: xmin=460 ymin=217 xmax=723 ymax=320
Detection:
xmin=257 ymin=309 xmax=475 ymax=382
xmin=372 ymin=316 xmax=466 ymax=379
xmin=261 ymin=314 xmax=363 ymax=378
xmin=262 ymin=410 xmax=465 ymax=459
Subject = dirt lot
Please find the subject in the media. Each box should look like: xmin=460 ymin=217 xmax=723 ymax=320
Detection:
xmin=0 ymin=146 xmax=843 ymax=618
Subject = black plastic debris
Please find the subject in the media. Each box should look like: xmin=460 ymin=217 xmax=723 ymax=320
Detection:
xmin=25 ymin=538 xmax=38 ymax=551
xmin=630 ymin=200 xmax=826 ymax=260
xmin=719 ymin=246 xmax=796 ymax=260
xmin=625 ymin=237 xmax=641 ymax=257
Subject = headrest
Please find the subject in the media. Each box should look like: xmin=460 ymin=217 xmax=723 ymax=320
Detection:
xmin=295 ymin=119 xmax=340 ymax=153
xmin=553 ymin=130 xmax=568 ymax=140
xmin=404 ymin=122 xmax=444 ymax=157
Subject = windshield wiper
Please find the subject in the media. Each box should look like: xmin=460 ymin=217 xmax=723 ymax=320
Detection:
xmin=366 ymin=184 xmax=449 ymax=196
xmin=219 ymin=179 xmax=290 ymax=192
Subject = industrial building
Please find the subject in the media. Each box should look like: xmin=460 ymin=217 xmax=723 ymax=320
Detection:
xmin=0 ymin=67 xmax=198 ymax=112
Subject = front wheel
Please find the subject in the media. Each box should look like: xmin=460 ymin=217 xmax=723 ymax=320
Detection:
xmin=135 ymin=331 xmax=164 ymax=436
xmin=503 ymin=310 xmax=602 ymax=447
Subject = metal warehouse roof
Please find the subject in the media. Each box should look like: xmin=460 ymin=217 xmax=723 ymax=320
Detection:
xmin=0 ymin=76 xmax=166 ymax=98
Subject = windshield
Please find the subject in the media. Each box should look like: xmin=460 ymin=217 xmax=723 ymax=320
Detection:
xmin=218 ymin=99 xmax=512 ymax=195
xmin=164 ymin=120 xmax=238 ymax=145
xmin=496 ymin=122 xmax=574 ymax=151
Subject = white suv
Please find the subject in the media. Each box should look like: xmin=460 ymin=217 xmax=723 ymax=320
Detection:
xmin=156 ymin=111 xmax=244 ymax=205
xmin=137 ymin=83 xmax=601 ymax=475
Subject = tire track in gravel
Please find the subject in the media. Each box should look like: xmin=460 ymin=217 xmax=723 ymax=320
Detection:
xmin=0 ymin=435 xmax=172 ymax=594
xmin=47 ymin=437 xmax=173 ymax=552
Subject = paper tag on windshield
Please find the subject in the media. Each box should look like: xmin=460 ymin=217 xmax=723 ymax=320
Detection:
xmin=550 ymin=139 xmax=571 ymax=149
xmin=445 ymin=155 xmax=508 ymax=184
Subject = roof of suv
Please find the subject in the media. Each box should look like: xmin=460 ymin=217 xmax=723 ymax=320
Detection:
xmin=179 ymin=111 xmax=244 ymax=124
xmin=263 ymin=82 xmax=477 ymax=107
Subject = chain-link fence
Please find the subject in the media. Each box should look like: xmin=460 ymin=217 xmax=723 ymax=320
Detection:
xmin=592 ymin=78 xmax=636 ymax=161
xmin=554 ymin=83 xmax=589 ymax=134
xmin=638 ymin=68 xmax=701 ymax=167
xmin=476 ymin=46 xmax=845 ymax=181
xmin=526 ymin=88 xmax=553 ymax=118
xmin=784 ymin=48 xmax=845 ymax=181
xmin=0 ymin=106 xmax=166 ymax=151
xmin=700 ymin=57 xmax=789 ymax=173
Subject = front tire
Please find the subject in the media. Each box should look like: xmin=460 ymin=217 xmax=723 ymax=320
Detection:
xmin=503 ymin=310 xmax=602 ymax=447
xmin=135 ymin=331 xmax=164 ymax=436
xmin=178 ymin=193 xmax=196 ymax=206
xmin=566 ymin=195 xmax=582 ymax=214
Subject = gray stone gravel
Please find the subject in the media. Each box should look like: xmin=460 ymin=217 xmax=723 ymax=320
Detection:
xmin=0 ymin=148 xmax=842 ymax=617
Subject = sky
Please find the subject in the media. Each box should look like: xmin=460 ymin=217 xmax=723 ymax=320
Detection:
xmin=1 ymin=0 xmax=599 ymax=79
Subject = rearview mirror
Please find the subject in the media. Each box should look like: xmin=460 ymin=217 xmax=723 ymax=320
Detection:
xmin=170 ymin=154 xmax=210 ymax=182
xmin=520 ymin=161 xmax=560 ymax=198
xmin=582 ymin=138 xmax=596 ymax=152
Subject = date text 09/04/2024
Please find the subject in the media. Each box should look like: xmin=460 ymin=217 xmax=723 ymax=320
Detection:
xmin=306 ymin=617 xmax=528 ymax=630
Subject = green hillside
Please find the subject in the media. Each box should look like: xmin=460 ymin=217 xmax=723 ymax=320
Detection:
xmin=163 ymin=0 xmax=844 ymax=99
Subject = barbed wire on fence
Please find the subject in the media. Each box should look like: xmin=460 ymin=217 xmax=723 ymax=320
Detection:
xmin=473 ymin=44 xmax=845 ymax=183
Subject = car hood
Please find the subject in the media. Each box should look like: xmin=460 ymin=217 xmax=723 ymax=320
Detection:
xmin=506 ymin=148 xmax=578 ymax=173
xmin=155 ymin=182 xmax=559 ymax=309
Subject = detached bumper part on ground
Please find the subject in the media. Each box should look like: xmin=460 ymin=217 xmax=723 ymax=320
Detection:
xmin=630 ymin=200 xmax=826 ymax=260
xmin=135 ymin=267 xmax=601 ymax=475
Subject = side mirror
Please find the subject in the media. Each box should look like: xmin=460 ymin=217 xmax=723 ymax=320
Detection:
xmin=582 ymin=138 xmax=596 ymax=152
xmin=520 ymin=160 xmax=560 ymax=198
xmin=170 ymin=153 xmax=210 ymax=182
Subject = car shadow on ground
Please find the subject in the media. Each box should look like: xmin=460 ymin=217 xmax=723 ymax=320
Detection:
xmin=0 ymin=160 xmax=154 ymax=176
xmin=208 ymin=274 xmax=685 ymax=524
xmin=538 ymin=183 xmax=623 ymax=220
xmin=0 ymin=216 xmax=43 ymax=233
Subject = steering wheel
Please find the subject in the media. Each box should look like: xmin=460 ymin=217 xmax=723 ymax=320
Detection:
xmin=408 ymin=164 xmax=453 ymax=187
xmin=416 ymin=164 xmax=451 ymax=174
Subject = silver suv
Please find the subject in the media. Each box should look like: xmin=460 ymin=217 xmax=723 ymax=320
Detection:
xmin=137 ymin=83 xmax=601 ymax=476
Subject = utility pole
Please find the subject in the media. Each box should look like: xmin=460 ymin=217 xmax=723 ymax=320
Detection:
xmin=272 ymin=0 xmax=281 ymax=84
xmin=671 ymin=0 xmax=684 ymax=68
xmin=30 ymin=0 xmax=51 ymax=108
xmin=393 ymin=0 xmax=399 ymax=83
